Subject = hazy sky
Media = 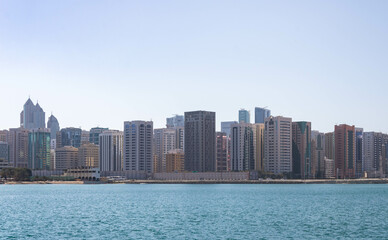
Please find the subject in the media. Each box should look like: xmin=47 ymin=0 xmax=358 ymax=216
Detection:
xmin=1 ymin=0 xmax=387 ymax=132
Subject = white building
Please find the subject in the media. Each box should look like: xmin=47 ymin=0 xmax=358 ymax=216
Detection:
xmin=99 ymin=130 xmax=123 ymax=172
xmin=264 ymin=116 xmax=292 ymax=175
xmin=124 ymin=121 xmax=153 ymax=173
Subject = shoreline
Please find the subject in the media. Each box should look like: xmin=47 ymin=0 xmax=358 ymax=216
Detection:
xmin=2 ymin=178 xmax=388 ymax=185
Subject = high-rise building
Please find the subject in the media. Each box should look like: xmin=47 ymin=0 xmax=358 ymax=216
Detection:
xmin=362 ymin=132 xmax=388 ymax=177
xmin=7 ymin=128 xmax=29 ymax=168
xmin=254 ymin=107 xmax=271 ymax=124
xmin=231 ymin=123 xmax=255 ymax=171
xmin=0 ymin=130 xmax=8 ymax=142
xmin=253 ymin=123 xmax=265 ymax=171
xmin=334 ymin=124 xmax=356 ymax=179
xmin=89 ymin=127 xmax=108 ymax=145
xmin=324 ymin=158 xmax=335 ymax=179
xmin=175 ymin=126 xmax=184 ymax=151
xmin=57 ymin=128 xmax=82 ymax=148
xmin=123 ymin=121 xmax=153 ymax=173
xmin=325 ymin=132 xmax=335 ymax=160
xmin=81 ymin=130 xmax=90 ymax=145
xmin=184 ymin=111 xmax=216 ymax=172
xmin=292 ymin=122 xmax=311 ymax=179
xmin=264 ymin=116 xmax=292 ymax=175
xmin=28 ymin=128 xmax=51 ymax=170
xmin=238 ymin=109 xmax=250 ymax=124
xmin=0 ymin=142 xmax=9 ymax=166
xmin=99 ymin=130 xmax=123 ymax=172
xmin=355 ymin=128 xmax=363 ymax=178
xmin=153 ymin=128 xmax=176 ymax=173
xmin=166 ymin=149 xmax=184 ymax=172
xmin=55 ymin=146 xmax=79 ymax=170
xmin=47 ymin=114 xmax=60 ymax=140
xmin=311 ymin=131 xmax=325 ymax=178
xmin=78 ymin=143 xmax=99 ymax=168
xmin=221 ymin=121 xmax=238 ymax=137
xmin=216 ymin=132 xmax=228 ymax=172
xmin=20 ymin=98 xmax=45 ymax=130
xmin=166 ymin=115 xmax=184 ymax=128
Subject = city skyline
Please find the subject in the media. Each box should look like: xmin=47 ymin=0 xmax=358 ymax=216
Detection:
xmin=1 ymin=1 xmax=388 ymax=133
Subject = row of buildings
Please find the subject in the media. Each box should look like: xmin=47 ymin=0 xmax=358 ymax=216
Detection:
xmin=0 ymin=99 xmax=387 ymax=179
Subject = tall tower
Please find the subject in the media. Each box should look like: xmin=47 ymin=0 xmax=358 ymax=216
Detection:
xmin=57 ymin=128 xmax=82 ymax=148
xmin=334 ymin=124 xmax=356 ymax=179
xmin=264 ymin=116 xmax=292 ymax=175
xmin=230 ymin=123 xmax=255 ymax=171
xmin=253 ymin=123 xmax=265 ymax=172
xmin=99 ymin=130 xmax=123 ymax=172
xmin=254 ymin=107 xmax=271 ymax=124
xmin=216 ymin=132 xmax=228 ymax=172
xmin=47 ymin=114 xmax=60 ymax=149
xmin=238 ymin=109 xmax=250 ymax=124
xmin=21 ymin=98 xmax=45 ymax=130
xmin=89 ymin=127 xmax=109 ymax=145
xmin=184 ymin=111 xmax=216 ymax=172
xmin=311 ymin=131 xmax=325 ymax=178
xmin=123 ymin=121 xmax=153 ymax=173
xmin=7 ymin=128 xmax=29 ymax=168
xmin=292 ymin=121 xmax=312 ymax=179
xmin=153 ymin=128 xmax=176 ymax=173
xmin=28 ymin=128 xmax=51 ymax=170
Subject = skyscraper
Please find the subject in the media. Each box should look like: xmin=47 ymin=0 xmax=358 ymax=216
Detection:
xmin=153 ymin=128 xmax=176 ymax=173
xmin=20 ymin=98 xmax=45 ymax=130
xmin=355 ymin=128 xmax=363 ymax=178
xmin=99 ymin=130 xmax=123 ymax=172
xmin=334 ymin=124 xmax=356 ymax=179
xmin=0 ymin=142 xmax=9 ymax=166
xmin=184 ymin=111 xmax=216 ymax=172
xmin=166 ymin=115 xmax=184 ymax=128
xmin=221 ymin=121 xmax=238 ymax=137
xmin=362 ymin=132 xmax=388 ymax=177
xmin=47 ymin=114 xmax=60 ymax=140
xmin=123 ymin=121 xmax=153 ymax=173
xmin=254 ymin=107 xmax=271 ymax=124
xmin=28 ymin=128 xmax=51 ymax=170
xmin=231 ymin=123 xmax=255 ymax=171
xmin=7 ymin=128 xmax=29 ymax=168
xmin=311 ymin=131 xmax=325 ymax=178
xmin=264 ymin=116 xmax=292 ymax=175
xmin=216 ymin=132 xmax=228 ymax=172
xmin=253 ymin=123 xmax=265 ymax=171
xmin=238 ymin=109 xmax=250 ymax=123
xmin=0 ymin=130 xmax=8 ymax=142
xmin=89 ymin=127 xmax=109 ymax=145
xmin=325 ymin=132 xmax=335 ymax=160
xmin=292 ymin=121 xmax=311 ymax=179
xmin=57 ymin=128 xmax=82 ymax=148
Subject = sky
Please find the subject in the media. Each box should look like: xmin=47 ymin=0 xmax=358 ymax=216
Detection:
xmin=0 ymin=0 xmax=387 ymax=132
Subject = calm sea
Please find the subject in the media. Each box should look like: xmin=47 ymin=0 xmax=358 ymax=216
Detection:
xmin=1 ymin=184 xmax=388 ymax=239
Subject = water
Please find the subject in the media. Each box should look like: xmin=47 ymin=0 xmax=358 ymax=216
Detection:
xmin=1 ymin=184 xmax=388 ymax=239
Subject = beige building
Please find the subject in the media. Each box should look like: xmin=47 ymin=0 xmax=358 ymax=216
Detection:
xmin=264 ymin=116 xmax=292 ymax=175
xmin=55 ymin=146 xmax=79 ymax=170
xmin=325 ymin=132 xmax=335 ymax=160
xmin=166 ymin=149 xmax=184 ymax=172
xmin=7 ymin=127 xmax=29 ymax=168
xmin=0 ymin=130 xmax=8 ymax=142
xmin=78 ymin=143 xmax=99 ymax=168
